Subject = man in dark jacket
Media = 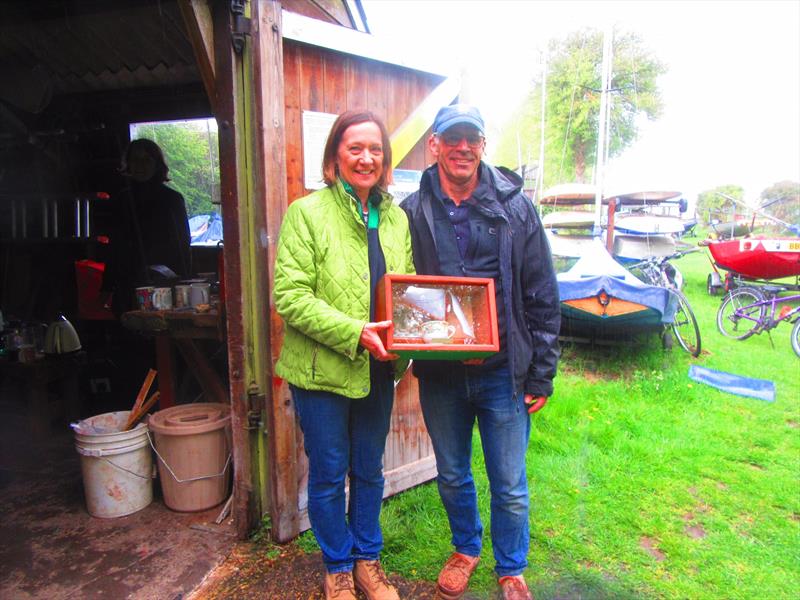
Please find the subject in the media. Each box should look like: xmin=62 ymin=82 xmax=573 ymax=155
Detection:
xmin=400 ymin=104 xmax=560 ymax=600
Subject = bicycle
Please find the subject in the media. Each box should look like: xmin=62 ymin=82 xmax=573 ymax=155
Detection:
xmin=716 ymin=284 xmax=800 ymax=357
xmin=628 ymin=250 xmax=702 ymax=357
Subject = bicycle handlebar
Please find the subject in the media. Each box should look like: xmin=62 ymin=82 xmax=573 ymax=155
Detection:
xmin=628 ymin=247 xmax=701 ymax=270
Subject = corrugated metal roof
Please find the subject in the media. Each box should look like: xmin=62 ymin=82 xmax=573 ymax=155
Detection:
xmin=0 ymin=0 xmax=198 ymax=97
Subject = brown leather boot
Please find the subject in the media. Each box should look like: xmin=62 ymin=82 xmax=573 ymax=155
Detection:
xmin=323 ymin=571 xmax=357 ymax=600
xmin=435 ymin=552 xmax=480 ymax=599
xmin=498 ymin=575 xmax=533 ymax=600
xmin=353 ymin=559 xmax=400 ymax=600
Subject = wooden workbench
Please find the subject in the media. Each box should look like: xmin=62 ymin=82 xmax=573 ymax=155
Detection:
xmin=121 ymin=308 xmax=227 ymax=408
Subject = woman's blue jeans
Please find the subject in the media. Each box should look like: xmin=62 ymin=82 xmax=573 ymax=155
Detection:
xmin=418 ymin=366 xmax=531 ymax=577
xmin=291 ymin=377 xmax=394 ymax=574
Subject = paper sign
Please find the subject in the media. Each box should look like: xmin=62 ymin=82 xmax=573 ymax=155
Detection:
xmin=302 ymin=111 xmax=338 ymax=190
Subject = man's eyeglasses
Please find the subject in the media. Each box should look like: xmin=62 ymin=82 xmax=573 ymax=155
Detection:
xmin=438 ymin=132 xmax=485 ymax=148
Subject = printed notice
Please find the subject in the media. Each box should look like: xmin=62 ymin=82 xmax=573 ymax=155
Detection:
xmin=389 ymin=169 xmax=422 ymax=204
xmin=302 ymin=111 xmax=338 ymax=190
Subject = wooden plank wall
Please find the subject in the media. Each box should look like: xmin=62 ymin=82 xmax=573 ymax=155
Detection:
xmin=283 ymin=40 xmax=441 ymax=204
xmin=281 ymin=40 xmax=444 ymax=523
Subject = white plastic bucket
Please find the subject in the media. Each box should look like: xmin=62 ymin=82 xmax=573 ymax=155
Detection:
xmin=73 ymin=410 xmax=153 ymax=518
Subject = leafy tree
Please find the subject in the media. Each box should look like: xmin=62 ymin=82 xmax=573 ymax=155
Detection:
xmin=759 ymin=180 xmax=800 ymax=231
xmin=132 ymin=120 xmax=219 ymax=217
xmin=494 ymin=28 xmax=666 ymax=189
xmin=696 ymin=184 xmax=746 ymax=225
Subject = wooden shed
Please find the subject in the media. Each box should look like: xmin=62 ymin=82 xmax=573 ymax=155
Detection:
xmin=0 ymin=0 xmax=457 ymax=542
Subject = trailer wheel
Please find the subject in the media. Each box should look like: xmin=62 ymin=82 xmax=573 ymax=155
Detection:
xmin=707 ymin=274 xmax=720 ymax=296
xmin=662 ymin=329 xmax=673 ymax=351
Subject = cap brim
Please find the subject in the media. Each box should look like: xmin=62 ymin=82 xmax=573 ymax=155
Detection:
xmin=435 ymin=116 xmax=485 ymax=135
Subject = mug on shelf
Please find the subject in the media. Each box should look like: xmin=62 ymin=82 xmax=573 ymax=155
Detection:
xmin=174 ymin=284 xmax=191 ymax=308
xmin=152 ymin=287 xmax=173 ymax=310
xmin=189 ymin=282 xmax=211 ymax=307
xmin=135 ymin=286 xmax=155 ymax=310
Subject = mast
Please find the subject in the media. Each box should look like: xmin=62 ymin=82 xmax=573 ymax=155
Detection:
xmin=535 ymin=49 xmax=548 ymax=204
xmin=593 ymin=25 xmax=613 ymax=237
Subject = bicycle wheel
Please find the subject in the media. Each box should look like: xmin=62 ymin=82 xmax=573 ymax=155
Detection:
xmin=791 ymin=318 xmax=800 ymax=358
xmin=716 ymin=287 xmax=765 ymax=340
xmin=670 ymin=289 xmax=701 ymax=357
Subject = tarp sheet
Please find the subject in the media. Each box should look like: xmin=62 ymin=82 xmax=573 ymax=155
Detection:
xmin=688 ymin=365 xmax=776 ymax=402
xmin=557 ymin=239 xmax=677 ymax=323
xmin=189 ymin=213 xmax=223 ymax=245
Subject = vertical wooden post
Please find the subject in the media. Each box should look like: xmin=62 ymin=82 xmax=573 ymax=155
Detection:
xmin=213 ymin=0 xmax=260 ymax=539
xmin=251 ymin=0 xmax=299 ymax=543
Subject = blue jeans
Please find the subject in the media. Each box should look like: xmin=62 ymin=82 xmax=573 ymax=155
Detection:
xmin=418 ymin=366 xmax=531 ymax=577
xmin=291 ymin=377 xmax=394 ymax=573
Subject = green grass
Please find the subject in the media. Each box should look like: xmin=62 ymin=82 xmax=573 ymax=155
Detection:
xmin=291 ymin=238 xmax=800 ymax=598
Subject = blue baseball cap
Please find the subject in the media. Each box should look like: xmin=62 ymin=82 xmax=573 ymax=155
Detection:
xmin=432 ymin=104 xmax=485 ymax=135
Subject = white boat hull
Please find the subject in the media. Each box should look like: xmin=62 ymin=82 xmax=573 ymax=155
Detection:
xmin=613 ymin=234 xmax=676 ymax=263
xmin=542 ymin=210 xmax=595 ymax=229
xmin=614 ymin=214 xmax=685 ymax=235
xmin=545 ymin=230 xmax=597 ymax=258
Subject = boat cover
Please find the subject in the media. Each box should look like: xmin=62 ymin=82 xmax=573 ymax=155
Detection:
xmin=557 ymin=240 xmax=677 ymax=323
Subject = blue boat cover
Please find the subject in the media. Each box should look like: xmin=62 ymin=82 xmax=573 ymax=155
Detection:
xmin=189 ymin=213 xmax=224 ymax=245
xmin=557 ymin=240 xmax=677 ymax=324
xmin=688 ymin=365 xmax=776 ymax=402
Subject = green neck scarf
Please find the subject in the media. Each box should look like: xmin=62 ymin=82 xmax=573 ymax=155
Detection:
xmin=341 ymin=179 xmax=380 ymax=229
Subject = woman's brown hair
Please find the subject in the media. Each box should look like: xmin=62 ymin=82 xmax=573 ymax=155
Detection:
xmin=121 ymin=138 xmax=170 ymax=182
xmin=321 ymin=110 xmax=393 ymax=190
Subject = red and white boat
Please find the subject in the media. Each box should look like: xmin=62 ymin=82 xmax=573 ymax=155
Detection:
xmin=708 ymin=237 xmax=800 ymax=281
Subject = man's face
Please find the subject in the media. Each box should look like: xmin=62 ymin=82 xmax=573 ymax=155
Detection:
xmin=430 ymin=124 xmax=485 ymax=187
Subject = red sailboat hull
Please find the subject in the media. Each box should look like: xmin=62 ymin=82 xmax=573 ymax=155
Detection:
xmin=708 ymin=238 xmax=800 ymax=280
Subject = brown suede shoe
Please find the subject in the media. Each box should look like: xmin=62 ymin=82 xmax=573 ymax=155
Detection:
xmin=354 ymin=559 xmax=400 ymax=600
xmin=323 ymin=571 xmax=357 ymax=600
xmin=435 ymin=552 xmax=480 ymax=599
xmin=498 ymin=575 xmax=532 ymax=600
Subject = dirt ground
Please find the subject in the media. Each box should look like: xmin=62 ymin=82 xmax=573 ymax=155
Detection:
xmin=187 ymin=540 xmax=455 ymax=600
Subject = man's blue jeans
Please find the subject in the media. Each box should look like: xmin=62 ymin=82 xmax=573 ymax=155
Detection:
xmin=291 ymin=377 xmax=394 ymax=574
xmin=418 ymin=366 xmax=531 ymax=577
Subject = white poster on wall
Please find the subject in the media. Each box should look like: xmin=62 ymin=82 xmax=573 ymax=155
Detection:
xmin=389 ymin=169 xmax=423 ymax=204
xmin=302 ymin=110 xmax=338 ymax=190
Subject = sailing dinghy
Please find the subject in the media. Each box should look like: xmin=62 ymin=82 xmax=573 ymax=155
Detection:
xmin=558 ymin=239 xmax=677 ymax=338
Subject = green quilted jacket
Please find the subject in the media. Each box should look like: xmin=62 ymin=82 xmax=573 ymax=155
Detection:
xmin=273 ymin=180 xmax=414 ymax=398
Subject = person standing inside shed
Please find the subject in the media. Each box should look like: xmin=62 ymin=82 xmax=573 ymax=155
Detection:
xmin=401 ymin=104 xmax=561 ymax=600
xmin=100 ymin=138 xmax=191 ymax=316
xmin=273 ymin=110 xmax=414 ymax=600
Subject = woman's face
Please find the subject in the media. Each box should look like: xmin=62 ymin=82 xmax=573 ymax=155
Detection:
xmin=127 ymin=145 xmax=158 ymax=183
xmin=336 ymin=121 xmax=384 ymax=201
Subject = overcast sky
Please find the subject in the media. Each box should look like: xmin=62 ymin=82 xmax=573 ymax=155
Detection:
xmin=362 ymin=0 xmax=800 ymax=202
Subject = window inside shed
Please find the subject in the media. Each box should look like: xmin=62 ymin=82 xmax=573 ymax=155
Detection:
xmin=129 ymin=118 xmax=222 ymax=246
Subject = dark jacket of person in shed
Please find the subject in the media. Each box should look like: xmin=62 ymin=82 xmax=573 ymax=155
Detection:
xmin=101 ymin=138 xmax=191 ymax=316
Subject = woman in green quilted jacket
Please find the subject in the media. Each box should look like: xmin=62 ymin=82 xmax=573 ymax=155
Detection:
xmin=273 ymin=110 xmax=414 ymax=600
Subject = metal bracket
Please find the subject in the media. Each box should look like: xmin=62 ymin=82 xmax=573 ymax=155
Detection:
xmin=230 ymin=0 xmax=251 ymax=54
xmin=246 ymin=385 xmax=264 ymax=430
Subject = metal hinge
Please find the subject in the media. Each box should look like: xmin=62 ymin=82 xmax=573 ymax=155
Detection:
xmin=230 ymin=0 xmax=251 ymax=54
xmin=246 ymin=385 xmax=264 ymax=430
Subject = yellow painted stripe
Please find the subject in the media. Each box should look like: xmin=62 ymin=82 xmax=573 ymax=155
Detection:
xmin=390 ymin=75 xmax=461 ymax=167
xmin=564 ymin=297 xmax=648 ymax=317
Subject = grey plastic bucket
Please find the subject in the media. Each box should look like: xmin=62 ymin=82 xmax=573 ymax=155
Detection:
xmin=73 ymin=410 xmax=153 ymax=518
